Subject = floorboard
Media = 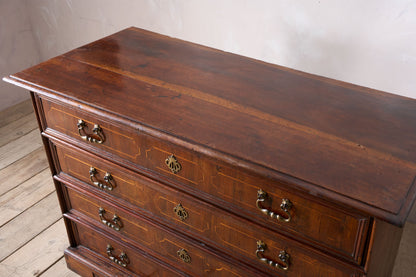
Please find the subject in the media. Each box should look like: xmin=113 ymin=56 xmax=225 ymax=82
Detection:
xmin=0 ymin=219 xmax=68 ymax=277
xmin=0 ymin=129 xmax=43 ymax=170
xmin=0 ymin=99 xmax=33 ymax=128
xmin=0 ymin=112 xmax=38 ymax=147
xmin=0 ymin=193 xmax=61 ymax=262
xmin=39 ymin=257 xmax=79 ymax=277
xmin=0 ymin=169 xmax=55 ymax=227
xmin=0 ymin=147 xmax=48 ymax=196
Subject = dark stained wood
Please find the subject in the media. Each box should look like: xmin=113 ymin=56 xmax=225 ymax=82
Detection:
xmin=4 ymin=28 xmax=416 ymax=225
xmin=68 ymin=213 xmax=263 ymax=277
xmin=64 ymin=28 xmax=416 ymax=167
xmin=365 ymin=219 xmax=403 ymax=277
xmin=31 ymin=83 xmax=415 ymax=226
xmin=66 ymin=246 xmax=144 ymax=277
xmin=67 ymin=220 xmax=184 ymax=277
xmin=52 ymin=137 xmax=370 ymax=265
xmin=64 ymin=187 xmax=364 ymax=277
xmin=3 ymin=27 xmax=414 ymax=276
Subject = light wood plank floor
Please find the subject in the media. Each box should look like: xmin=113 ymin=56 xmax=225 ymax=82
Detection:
xmin=0 ymin=100 xmax=415 ymax=277
xmin=0 ymin=100 xmax=79 ymax=277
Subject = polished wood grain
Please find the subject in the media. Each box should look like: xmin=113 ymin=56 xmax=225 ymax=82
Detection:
xmin=365 ymin=219 xmax=403 ymax=277
xmin=52 ymin=137 xmax=369 ymax=264
xmin=71 ymin=221 xmax=183 ymax=276
xmin=65 ymin=246 xmax=141 ymax=277
xmin=1 ymin=101 xmax=415 ymax=277
xmin=69 ymin=215 xmax=262 ymax=277
xmin=3 ymin=27 xmax=416 ymax=276
xmin=5 ymin=27 xmax=416 ymax=225
xmin=64 ymin=187 xmax=363 ymax=277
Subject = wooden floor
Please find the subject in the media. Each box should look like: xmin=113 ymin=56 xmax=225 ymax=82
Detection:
xmin=0 ymin=100 xmax=78 ymax=277
xmin=0 ymin=99 xmax=415 ymax=277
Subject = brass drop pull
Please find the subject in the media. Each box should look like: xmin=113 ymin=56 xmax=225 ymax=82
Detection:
xmin=256 ymin=189 xmax=292 ymax=222
xmin=77 ymin=119 xmax=105 ymax=144
xmin=99 ymin=207 xmax=122 ymax=231
xmin=173 ymin=203 xmax=188 ymax=221
xmin=256 ymin=240 xmax=290 ymax=271
xmin=89 ymin=167 xmax=115 ymax=191
xmin=165 ymin=154 xmax=181 ymax=174
xmin=177 ymin=248 xmax=191 ymax=263
xmin=106 ymin=244 xmax=129 ymax=267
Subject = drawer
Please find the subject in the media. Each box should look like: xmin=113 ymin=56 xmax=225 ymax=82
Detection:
xmin=61 ymin=179 xmax=365 ymax=277
xmin=68 ymin=219 xmax=183 ymax=277
xmin=41 ymin=97 xmax=204 ymax=185
xmin=66 ymin=201 xmax=262 ymax=276
xmin=65 ymin=246 xmax=141 ymax=277
xmin=51 ymin=135 xmax=370 ymax=264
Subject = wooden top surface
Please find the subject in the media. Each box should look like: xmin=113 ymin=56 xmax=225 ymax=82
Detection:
xmin=5 ymin=27 xmax=416 ymax=225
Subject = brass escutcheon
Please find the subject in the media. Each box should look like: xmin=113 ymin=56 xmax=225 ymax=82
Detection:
xmin=165 ymin=154 xmax=182 ymax=174
xmin=177 ymin=248 xmax=191 ymax=263
xmin=173 ymin=203 xmax=188 ymax=221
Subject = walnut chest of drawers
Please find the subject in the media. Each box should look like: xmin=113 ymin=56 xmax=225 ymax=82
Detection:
xmin=4 ymin=27 xmax=416 ymax=276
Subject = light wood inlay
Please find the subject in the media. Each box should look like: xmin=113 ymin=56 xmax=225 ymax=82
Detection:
xmin=70 ymin=58 xmax=416 ymax=171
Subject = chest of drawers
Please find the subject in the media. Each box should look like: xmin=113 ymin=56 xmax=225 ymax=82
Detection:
xmin=4 ymin=27 xmax=416 ymax=276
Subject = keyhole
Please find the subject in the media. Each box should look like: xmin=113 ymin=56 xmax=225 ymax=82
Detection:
xmin=173 ymin=203 xmax=188 ymax=221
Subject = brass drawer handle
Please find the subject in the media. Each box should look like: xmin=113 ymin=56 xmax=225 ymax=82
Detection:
xmin=256 ymin=189 xmax=292 ymax=222
xmin=106 ymin=244 xmax=129 ymax=267
xmin=89 ymin=167 xmax=115 ymax=191
xmin=177 ymin=248 xmax=191 ymax=263
xmin=99 ymin=207 xmax=122 ymax=231
xmin=77 ymin=119 xmax=105 ymax=144
xmin=165 ymin=154 xmax=182 ymax=174
xmin=256 ymin=240 xmax=290 ymax=271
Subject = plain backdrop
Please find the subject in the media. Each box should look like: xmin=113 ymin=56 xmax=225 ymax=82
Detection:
xmin=1 ymin=0 xmax=416 ymax=111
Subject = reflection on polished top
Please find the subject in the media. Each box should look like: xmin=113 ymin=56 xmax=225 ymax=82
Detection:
xmin=5 ymin=27 xmax=416 ymax=226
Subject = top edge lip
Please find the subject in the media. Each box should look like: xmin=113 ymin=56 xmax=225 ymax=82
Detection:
xmin=3 ymin=75 xmax=14 ymax=83
xmin=5 ymin=72 xmax=415 ymax=227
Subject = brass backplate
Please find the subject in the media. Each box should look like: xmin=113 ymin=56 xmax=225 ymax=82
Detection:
xmin=177 ymin=248 xmax=191 ymax=263
xmin=165 ymin=154 xmax=182 ymax=174
xmin=173 ymin=203 xmax=188 ymax=221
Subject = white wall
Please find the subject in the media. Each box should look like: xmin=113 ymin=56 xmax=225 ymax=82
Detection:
xmin=26 ymin=0 xmax=416 ymax=100
xmin=2 ymin=0 xmax=416 ymax=109
xmin=0 ymin=0 xmax=40 ymax=111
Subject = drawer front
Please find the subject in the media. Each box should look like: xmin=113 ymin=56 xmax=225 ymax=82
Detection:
xmin=63 ymin=181 xmax=364 ymax=277
xmin=52 ymin=134 xmax=369 ymax=264
xmin=41 ymin=98 xmax=203 ymax=185
xmin=70 ymin=220 xmax=182 ymax=277
xmin=65 ymin=247 xmax=140 ymax=277
xmin=67 ymin=201 xmax=261 ymax=277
